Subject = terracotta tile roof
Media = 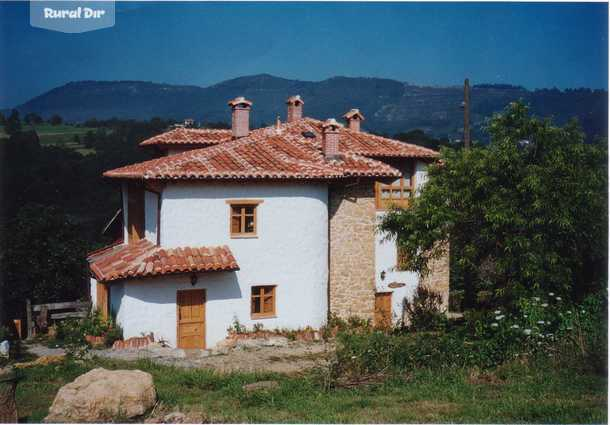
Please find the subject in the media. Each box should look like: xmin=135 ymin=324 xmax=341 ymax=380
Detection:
xmin=104 ymin=120 xmax=403 ymax=181
xmin=88 ymin=239 xmax=239 ymax=282
xmin=139 ymin=128 xmax=232 ymax=147
xmin=137 ymin=118 xmax=438 ymax=160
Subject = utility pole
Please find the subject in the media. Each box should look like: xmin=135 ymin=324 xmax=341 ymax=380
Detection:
xmin=463 ymin=78 xmax=471 ymax=149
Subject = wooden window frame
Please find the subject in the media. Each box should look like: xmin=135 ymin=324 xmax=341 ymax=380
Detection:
xmin=375 ymin=162 xmax=416 ymax=210
xmin=396 ymin=245 xmax=409 ymax=271
xmin=226 ymin=200 xmax=263 ymax=238
xmin=127 ymin=184 xmax=145 ymax=243
xmin=250 ymin=285 xmax=276 ymax=319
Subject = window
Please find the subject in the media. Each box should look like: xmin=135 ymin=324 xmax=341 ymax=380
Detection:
xmin=375 ymin=162 xmax=416 ymax=210
xmin=251 ymin=285 xmax=276 ymax=318
xmin=396 ymin=245 xmax=409 ymax=271
xmin=226 ymin=200 xmax=263 ymax=237
xmin=127 ymin=184 xmax=145 ymax=243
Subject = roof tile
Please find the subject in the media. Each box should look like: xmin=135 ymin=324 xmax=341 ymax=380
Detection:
xmin=87 ymin=239 xmax=239 ymax=282
xmin=116 ymin=118 xmax=437 ymax=181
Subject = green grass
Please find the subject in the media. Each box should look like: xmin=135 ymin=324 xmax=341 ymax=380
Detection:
xmin=0 ymin=123 xmax=97 ymax=155
xmin=15 ymin=356 xmax=606 ymax=423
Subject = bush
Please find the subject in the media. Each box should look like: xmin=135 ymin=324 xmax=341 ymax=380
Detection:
xmin=56 ymin=310 xmax=123 ymax=351
xmin=401 ymin=286 xmax=447 ymax=332
xmin=334 ymin=291 xmax=607 ymax=376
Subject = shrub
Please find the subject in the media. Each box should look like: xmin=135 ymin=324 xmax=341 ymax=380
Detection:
xmin=103 ymin=323 xmax=123 ymax=347
xmin=401 ymin=286 xmax=447 ymax=332
xmin=0 ymin=325 xmax=12 ymax=342
xmin=334 ymin=291 xmax=607 ymax=376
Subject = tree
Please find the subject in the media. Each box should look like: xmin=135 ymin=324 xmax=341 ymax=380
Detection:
xmin=2 ymin=204 xmax=89 ymax=317
xmin=4 ymin=110 xmax=21 ymax=136
xmin=24 ymin=112 xmax=43 ymax=125
xmin=49 ymin=114 xmax=63 ymax=126
xmin=393 ymin=129 xmax=450 ymax=150
xmin=379 ymin=102 xmax=607 ymax=309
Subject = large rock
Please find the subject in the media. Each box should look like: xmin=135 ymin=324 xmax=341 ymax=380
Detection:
xmin=45 ymin=368 xmax=156 ymax=423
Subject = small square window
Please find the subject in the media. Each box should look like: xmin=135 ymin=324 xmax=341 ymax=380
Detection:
xmin=251 ymin=285 xmax=276 ymax=318
xmin=227 ymin=200 xmax=262 ymax=238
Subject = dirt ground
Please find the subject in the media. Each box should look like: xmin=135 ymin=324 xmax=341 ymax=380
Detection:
xmin=25 ymin=340 xmax=332 ymax=374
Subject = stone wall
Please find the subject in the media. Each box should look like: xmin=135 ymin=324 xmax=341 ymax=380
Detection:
xmin=328 ymin=181 xmax=377 ymax=320
xmin=420 ymin=244 xmax=450 ymax=310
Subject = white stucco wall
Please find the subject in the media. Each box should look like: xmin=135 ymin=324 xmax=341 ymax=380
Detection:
xmin=121 ymin=183 xmax=129 ymax=244
xmin=374 ymin=160 xmax=429 ymax=323
xmin=112 ymin=181 xmax=329 ymax=348
xmin=144 ymin=190 xmax=159 ymax=243
xmin=89 ymin=277 xmax=97 ymax=308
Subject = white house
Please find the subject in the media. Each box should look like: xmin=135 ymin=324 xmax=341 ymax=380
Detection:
xmin=87 ymin=95 xmax=448 ymax=349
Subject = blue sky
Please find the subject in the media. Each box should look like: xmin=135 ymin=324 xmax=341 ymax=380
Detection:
xmin=0 ymin=1 xmax=607 ymax=108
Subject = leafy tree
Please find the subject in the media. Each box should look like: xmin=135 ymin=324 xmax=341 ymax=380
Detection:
xmin=379 ymin=102 xmax=607 ymax=309
xmin=49 ymin=114 xmax=63 ymax=126
xmin=4 ymin=110 xmax=21 ymax=136
xmin=24 ymin=112 xmax=43 ymax=125
xmin=393 ymin=129 xmax=450 ymax=150
xmin=2 ymin=204 xmax=89 ymax=317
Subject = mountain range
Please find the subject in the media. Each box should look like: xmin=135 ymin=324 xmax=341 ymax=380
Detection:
xmin=13 ymin=74 xmax=608 ymax=141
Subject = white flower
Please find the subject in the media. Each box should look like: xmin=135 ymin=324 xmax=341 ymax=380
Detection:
xmin=491 ymin=323 xmax=499 ymax=328
xmin=567 ymin=326 xmax=573 ymax=330
xmin=351 ymin=356 xmax=357 ymax=359
xmin=567 ymin=311 xmax=572 ymax=315
xmin=495 ymin=315 xmax=505 ymax=320
xmin=541 ymin=303 xmax=548 ymax=308
xmin=537 ymin=341 xmax=542 ymax=345
xmin=581 ymin=310 xmax=586 ymax=314
xmin=511 ymin=324 xmax=519 ymax=329
xmin=524 ymin=329 xmax=532 ymax=335
xmin=539 ymin=334 xmax=545 ymax=338
xmin=549 ymin=292 xmax=555 ymax=296
xmin=534 ymin=297 xmax=540 ymax=301
xmin=537 ymin=320 xmax=545 ymax=325
xmin=555 ymin=297 xmax=561 ymax=301
xmin=524 ymin=314 xmax=528 ymax=318
xmin=494 ymin=310 xmax=501 ymax=314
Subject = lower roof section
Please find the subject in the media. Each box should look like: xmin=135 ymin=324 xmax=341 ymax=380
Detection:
xmin=88 ymin=239 xmax=239 ymax=283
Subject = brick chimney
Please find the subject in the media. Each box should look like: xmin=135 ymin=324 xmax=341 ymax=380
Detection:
xmin=286 ymin=95 xmax=304 ymax=123
xmin=228 ymin=96 xmax=253 ymax=138
xmin=322 ymin=118 xmax=342 ymax=160
xmin=343 ymin=109 xmax=365 ymax=132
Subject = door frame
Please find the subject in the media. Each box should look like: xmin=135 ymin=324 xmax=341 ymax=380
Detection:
xmin=176 ymin=288 xmax=206 ymax=349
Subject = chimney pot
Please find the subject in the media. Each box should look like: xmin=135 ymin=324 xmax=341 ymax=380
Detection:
xmin=343 ymin=108 xmax=365 ymax=132
xmin=286 ymin=95 xmax=304 ymax=123
xmin=228 ymin=96 xmax=253 ymax=138
xmin=322 ymin=118 xmax=342 ymax=160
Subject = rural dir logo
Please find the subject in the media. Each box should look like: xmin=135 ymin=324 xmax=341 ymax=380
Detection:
xmin=30 ymin=0 xmax=115 ymax=33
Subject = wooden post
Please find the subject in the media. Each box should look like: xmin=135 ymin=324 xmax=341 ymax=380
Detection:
xmin=25 ymin=299 xmax=32 ymax=340
xmin=463 ymin=78 xmax=471 ymax=149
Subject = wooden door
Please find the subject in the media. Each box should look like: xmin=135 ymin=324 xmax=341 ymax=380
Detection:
xmin=96 ymin=283 xmax=109 ymax=320
xmin=177 ymin=289 xmax=206 ymax=349
xmin=374 ymin=292 xmax=392 ymax=328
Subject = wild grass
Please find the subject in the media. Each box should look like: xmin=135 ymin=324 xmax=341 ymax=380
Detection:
xmin=15 ymin=355 xmax=606 ymax=423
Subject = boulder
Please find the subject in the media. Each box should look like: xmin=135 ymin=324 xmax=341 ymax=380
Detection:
xmin=45 ymin=368 xmax=156 ymax=423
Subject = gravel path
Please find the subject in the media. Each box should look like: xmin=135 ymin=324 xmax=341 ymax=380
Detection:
xmin=24 ymin=340 xmax=331 ymax=374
